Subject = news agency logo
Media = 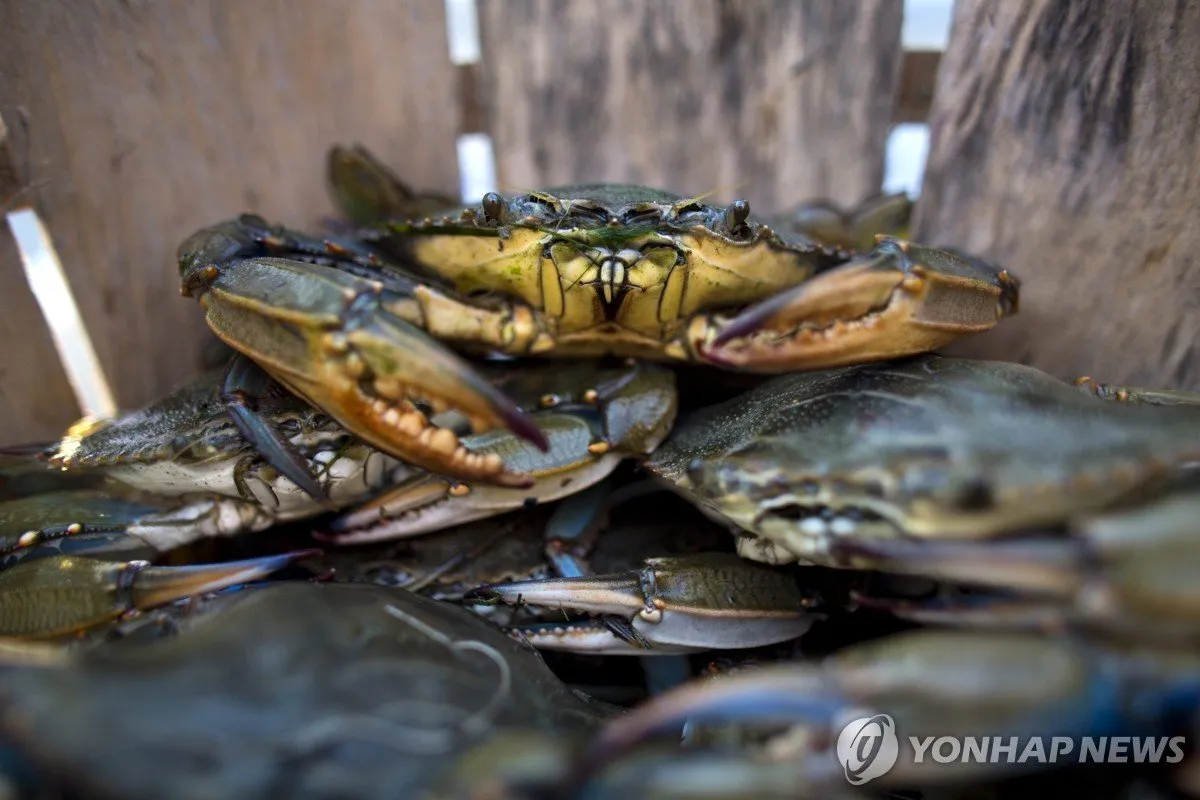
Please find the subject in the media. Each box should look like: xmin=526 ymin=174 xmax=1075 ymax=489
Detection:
xmin=836 ymin=714 xmax=899 ymax=785
xmin=834 ymin=715 xmax=1187 ymax=786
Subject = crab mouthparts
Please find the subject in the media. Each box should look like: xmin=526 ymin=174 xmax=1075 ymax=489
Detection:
xmin=599 ymin=258 xmax=627 ymax=304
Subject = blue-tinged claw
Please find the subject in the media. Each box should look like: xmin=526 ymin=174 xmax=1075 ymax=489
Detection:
xmin=468 ymin=554 xmax=815 ymax=655
xmin=221 ymin=354 xmax=330 ymax=503
xmin=0 ymin=549 xmax=320 ymax=639
xmin=0 ymin=490 xmax=177 ymax=568
xmin=574 ymin=629 xmax=1200 ymax=788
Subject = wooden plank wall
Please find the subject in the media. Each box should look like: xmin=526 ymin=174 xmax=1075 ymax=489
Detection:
xmin=478 ymin=0 xmax=903 ymax=211
xmin=0 ymin=0 xmax=907 ymax=444
xmin=0 ymin=0 xmax=461 ymax=443
xmin=914 ymin=0 xmax=1200 ymax=389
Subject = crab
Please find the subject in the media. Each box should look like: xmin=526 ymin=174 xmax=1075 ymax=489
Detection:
xmin=0 ymin=550 xmax=314 ymax=640
xmin=8 ymin=195 xmax=1200 ymax=799
xmin=644 ymin=354 xmax=1200 ymax=569
xmin=567 ymin=627 xmax=1200 ymax=795
xmin=0 ymin=357 xmax=689 ymax=639
xmin=176 ymin=144 xmax=1018 ymax=499
xmin=0 ymin=583 xmax=613 ymax=798
xmin=36 ymin=358 xmax=676 ymax=555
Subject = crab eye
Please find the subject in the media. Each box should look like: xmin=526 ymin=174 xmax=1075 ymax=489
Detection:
xmin=724 ymin=199 xmax=751 ymax=236
xmin=573 ymin=202 xmax=607 ymax=218
xmin=622 ymin=206 xmax=662 ymax=225
xmin=482 ymin=192 xmax=506 ymax=224
xmin=727 ymin=200 xmax=750 ymax=226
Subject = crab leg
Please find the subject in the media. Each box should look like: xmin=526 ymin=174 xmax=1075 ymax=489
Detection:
xmin=1075 ymin=377 xmax=1200 ymax=407
xmin=700 ymin=239 xmax=1020 ymax=371
xmin=832 ymin=537 xmax=1083 ymax=595
xmin=326 ymin=143 xmax=458 ymax=226
xmin=0 ymin=487 xmax=192 ymax=569
xmin=837 ymin=492 xmax=1200 ymax=637
xmin=0 ymin=550 xmax=317 ymax=639
xmin=773 ymin=192 xmax=913 ymax=253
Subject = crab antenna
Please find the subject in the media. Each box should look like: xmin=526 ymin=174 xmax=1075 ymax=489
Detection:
xmin=672 ymin=182 xmax=752 ymax=210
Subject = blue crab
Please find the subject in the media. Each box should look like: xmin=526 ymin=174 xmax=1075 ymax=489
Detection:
xmin=37 ymin=359 xmax=676 ymax=554
xmin=176 ymin=145 xmax=1018 ymax=496
xmin=0 ymin=583 xmax=613 ymax=798
xmin=645 ymin=355 xmax=1200 ymax=568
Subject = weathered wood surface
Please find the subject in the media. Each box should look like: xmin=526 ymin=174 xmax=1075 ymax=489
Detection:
xmin=0 ymin=0 xmax=461 ymax=432
xmin=915 ymin=0 xmax=1200 ymax=389
xmin=893 ymin=51 xmax=941 ymax=124
xmin=2 ymin=109 xmax=82 ymax=444
xmin=478 ymin=0 xmax=904 ymax=212
xmin=0 ymin=225 xmax=79 ymax=444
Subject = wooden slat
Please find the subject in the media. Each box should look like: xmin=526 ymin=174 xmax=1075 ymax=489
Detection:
xmin=0 ymin=109 xmax=80 ymax=445
xmin=478 ymin=0 xmax=904 ymax=212
xmin=915 ymin=0 xmax=1200 ymax=389
xmin=0 ymin=0 xmax=461 ymax=415
xmin=893 ymin=51 xmax=941 ymax=124
xmin=0 ymin=224 xmax=80 ymax=445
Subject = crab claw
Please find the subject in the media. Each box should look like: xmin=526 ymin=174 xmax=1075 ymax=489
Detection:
xmin=465 ymin=553 xmax=816 ymax=655
xmin=574 ymin=629 xmax=1200 ymax=788
xmin=324 ymin=361 xmax=678 ymax=546
xmin=180 ymin=240 xmax=548 ymax=488
xmin=832 ymin=537 xmax=1082 ymax=596
xmin=326 ymin=143 xmax=458 ymax=226
xmin=836 ymin=494 xmax=1200 ymax=638
xmin=777 ymin=192 xmax=913 ymax=253
xmin=323 ymin=414 xmax=621 ymax=544
xmin=221 ymin=353 xmax=329 ymax=503
xmin=0 ymin=550 xmax=318 ymax=639
xmin=703 ymin=239 xmax=1020 ymax=371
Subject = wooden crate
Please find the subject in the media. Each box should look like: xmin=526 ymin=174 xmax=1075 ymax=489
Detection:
xmin=1 ymin=0 xmax=1195 ymax=446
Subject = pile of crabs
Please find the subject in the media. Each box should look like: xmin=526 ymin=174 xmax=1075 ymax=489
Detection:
xmin=0 ymin=145 xmax=1198 ymax=799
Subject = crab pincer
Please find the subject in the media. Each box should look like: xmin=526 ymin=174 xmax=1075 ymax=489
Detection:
xmin=178 ymin=219 xmax=548 ymax=490
xmin=703 ymin=239 xmax=1020 ymax=371
xmin=466 ymin=553 xmax=816 ymax=655
xmin=0 ymin=550 xmax=319 ymax=639
xmin=571 ymin=629 xmax=1200 ymax=789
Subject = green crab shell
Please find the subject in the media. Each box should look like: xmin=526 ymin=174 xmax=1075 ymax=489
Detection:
xmin=646 ymin=355 xmax=1200 ymax=564
xmin=376 ymin=184 xmax=846 ymax=345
